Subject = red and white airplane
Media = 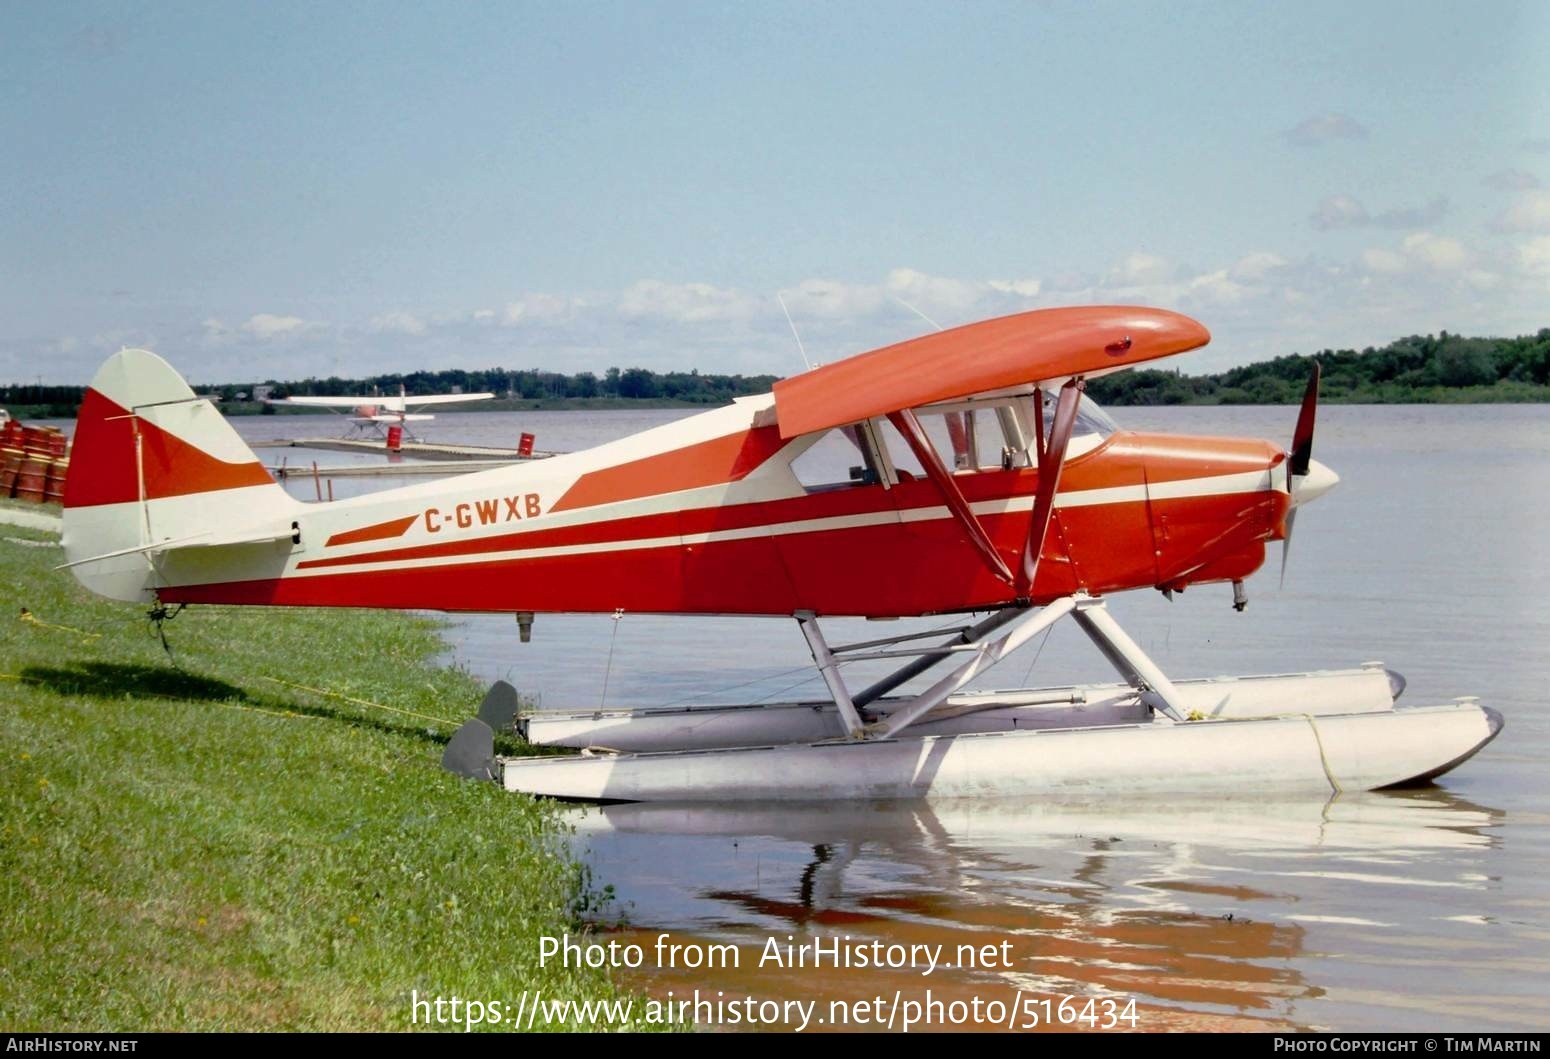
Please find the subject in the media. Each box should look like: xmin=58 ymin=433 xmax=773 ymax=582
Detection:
xmin=59 ymin=306 xmax=1500 ymax=801
xmin=268 ymin=385 xmax=494 ymax=438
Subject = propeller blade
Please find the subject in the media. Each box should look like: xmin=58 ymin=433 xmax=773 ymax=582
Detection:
xmin=1279 ymin=508 xmax=1297 ymax=588
xmin=1282 ymin=363 xmax=1321 ymax=587
xmin=1289 ymin=361 xmax=1321 ymax=478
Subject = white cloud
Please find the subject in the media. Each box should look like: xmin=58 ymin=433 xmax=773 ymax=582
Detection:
xmin=988 ymin=277 xmax=1043 ymax=297
xmin=1228 ymin=252 xmax=1287 ymax=281
xmin=1311 ymin=195 xmax=1368 ymax=230
xmin=1358 ymin=232 xmax=1472 ymax=275
xmin=1361 ymin=248 xmax=1407 ymax=273
xmin=40 ymin=237 xmax=1550 ymax=384
xmin=779 ymin=277 xmax=889 ymax=320
xmin=1401 ymin=232 xmax=1470 ymax=271
xmin=1186 ymin=269 xmax=1248 ymax=305
xmin=1285 ymin=112 xmax=1368 ymax=147
xmin=241 ymin=313 xmax=314 ymax=339
xmin=503 ymin=293 xmax=583 ymax=325
xmin=1520 ymin=235 xmax=1550 ymax=275
xmin=1108 ymin=251 xmax=1174 ymax=287
xmin=1484 ymin=169 xmax=1541 ymax=191
xmin=1493 ymin=189 xmax=1550 ymax=233
xmin=616 ymin=280 xmax=760 ymax=324
xmin=884 ymin=267 xmax=986 ymax=313
xmin=370 ymin=310 xmax=426 ymax=336
xmin=1311 ymin=194 xmax=1448 ymax=231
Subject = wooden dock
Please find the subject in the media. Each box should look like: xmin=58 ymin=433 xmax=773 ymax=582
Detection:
xmin=250 ymin=437 xmax=558 ymax=462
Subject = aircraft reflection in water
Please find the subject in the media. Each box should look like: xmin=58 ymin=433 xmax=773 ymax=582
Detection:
xmin=576 ymin=791 xmax=1505 ymax=1032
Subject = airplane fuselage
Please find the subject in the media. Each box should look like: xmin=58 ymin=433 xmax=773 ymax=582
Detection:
xmin=136 ymin=393 xmax=1292 ymax=617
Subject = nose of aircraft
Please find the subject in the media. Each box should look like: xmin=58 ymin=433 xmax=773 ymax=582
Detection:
xmin=1290 ymin=458 xmax=1339 ymax=507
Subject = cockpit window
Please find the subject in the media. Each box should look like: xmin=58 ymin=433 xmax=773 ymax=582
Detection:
xmin=790 ymin=426 xmax=882 ymax=492
xmin=1039 ymin=391 xmax=1119 ymax=444
xmin=878 ymin=404 xmax=1031 ymax=480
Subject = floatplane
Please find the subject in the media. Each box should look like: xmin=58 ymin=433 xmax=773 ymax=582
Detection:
xmin=59 ymin=306 xmax=1500 ymax=801
xmin=267 ymin=384 xmax=494 ymax=439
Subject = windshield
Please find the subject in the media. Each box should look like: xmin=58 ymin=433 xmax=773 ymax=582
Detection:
xmin=1040 ymin=391 xmax=1119 ymax=442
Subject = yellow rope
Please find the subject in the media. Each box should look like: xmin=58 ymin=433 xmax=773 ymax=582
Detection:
xmin=208 ymin=699 xmax=318 ymax=722
xmin=257 ymin=676 xmax=460 ymax=726
xmin=1304 ymin=714 xmax=1344 ymax=794
xmin=17 ymin=610 xmax=101 ymax=641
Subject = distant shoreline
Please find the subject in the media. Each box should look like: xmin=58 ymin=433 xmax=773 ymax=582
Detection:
xmin=7 ymin=324 xmax=1549 ymax=417
xmin=6 ymin=388 xmax=1549 ymax=421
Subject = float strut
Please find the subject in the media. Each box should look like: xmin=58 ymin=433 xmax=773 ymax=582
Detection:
xmin=875 ymin=597 xmax=1077 ymax=740
xmin=853 ymin=606 xmax=1025 ymax=708
xmin=795 ymin=611 xmax=868 ymax=739
xmin=1070 ymin=596 xmax=1188 ymax=721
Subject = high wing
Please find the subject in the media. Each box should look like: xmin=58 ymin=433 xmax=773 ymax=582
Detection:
xmin=771 ymin=304 xmax=1211 ymax=608
xmin=396 ymin=393 xmax=495 ymax=408
xmin=269 ymin=393 xmax=494 ymax=412
xmin=771 ymin=305 xmax=1208 ymax=438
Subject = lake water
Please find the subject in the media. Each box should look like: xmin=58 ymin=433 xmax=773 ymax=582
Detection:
xmin=231 ymin=404 xmax=1549 ymax=1030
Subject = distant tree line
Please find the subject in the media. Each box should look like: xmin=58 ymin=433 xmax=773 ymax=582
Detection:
xmin=5 ymin=329 xmax=1548 ymax=418
xmin=1085 ymin=328 xmax=1550 ymax=405
xmin=257 ymin=366 xmax=781 ymax=405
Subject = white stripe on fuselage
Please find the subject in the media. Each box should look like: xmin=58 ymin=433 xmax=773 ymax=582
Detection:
xmin=281 ymin=467 xmax=1276 ymax=578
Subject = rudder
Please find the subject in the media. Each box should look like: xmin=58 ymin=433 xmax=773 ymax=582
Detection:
xmin=62 ymin=349 xmax=296 ymax=601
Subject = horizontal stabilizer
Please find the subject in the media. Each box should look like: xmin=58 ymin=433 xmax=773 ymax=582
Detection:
xmin=57 ymin=526 xmax=296 ymax=570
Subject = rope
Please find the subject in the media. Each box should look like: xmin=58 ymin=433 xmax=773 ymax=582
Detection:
xmin=17 ymin=609 xmax=100 ymax=641
xmin=1303 ymin=714 xmax=1344 ymax=794
xmin=649 ymin=662 xmax=818 ymax=710
xmin=257 ymin=676 xmax=462 ymax=727
xmin=599 ymin=608 xmax=624 ymax=708
xmin=1019 ymin=624 xmax=1055 ymax=686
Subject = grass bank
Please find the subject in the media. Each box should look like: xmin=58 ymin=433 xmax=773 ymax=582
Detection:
xmin=0 ymin=516 xmax=636 ymax=1031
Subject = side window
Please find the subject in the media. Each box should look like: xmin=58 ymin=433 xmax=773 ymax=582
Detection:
xmin=876 ymin=407 xmax=1023 ymax=478
xmin=876 ymin=417 xmax=927 ymax=481
xmin=790 ymin=427 xmax=882 ymax=492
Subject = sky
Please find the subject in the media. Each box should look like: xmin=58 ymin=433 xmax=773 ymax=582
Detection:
xmin=3 ymin=1 xmax=1548 ymax=385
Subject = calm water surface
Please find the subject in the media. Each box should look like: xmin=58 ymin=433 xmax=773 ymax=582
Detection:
xmin=232 ymin=404 xmax=1547 ymax=1031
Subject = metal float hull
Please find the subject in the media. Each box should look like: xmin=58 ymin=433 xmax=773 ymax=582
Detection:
xmin=497 ymin=702 xmax=1501 ymax=803
xmin=520 ymin=666 xmax=1404 ymax=752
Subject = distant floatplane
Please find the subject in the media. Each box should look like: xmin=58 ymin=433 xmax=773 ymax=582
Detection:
xmin=266 ymin=385 xmax=493 ymax=439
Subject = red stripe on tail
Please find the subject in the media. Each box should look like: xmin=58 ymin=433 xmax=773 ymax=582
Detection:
xmin=63 ymin=389 xmax=274 ymax=508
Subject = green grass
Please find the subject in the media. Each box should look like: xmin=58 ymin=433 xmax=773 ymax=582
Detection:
xmin=0 ymin=521 xmax=640 ymax=1031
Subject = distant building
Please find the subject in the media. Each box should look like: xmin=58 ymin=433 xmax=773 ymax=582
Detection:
xmin=253 ymin=384 xmax=274 ymax=402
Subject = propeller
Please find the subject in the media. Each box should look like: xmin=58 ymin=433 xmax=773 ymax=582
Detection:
xmin=1281 ymin=362 xmax=1322 ymax=586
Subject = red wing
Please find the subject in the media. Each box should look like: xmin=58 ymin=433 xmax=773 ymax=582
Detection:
xmin=772 ymin=305 xmax=1209 ymax=438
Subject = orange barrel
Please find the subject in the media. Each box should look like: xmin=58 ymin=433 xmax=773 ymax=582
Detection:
xmin=518 ymin=432 xmax=535 ymax=457
xmin=43 ymin=430 xmax=67 ymax=457
xmin=43 ymin=458 xmax=68 ymax=503
xmin=0 ymin=448 xmax=23 ymax=497
xmin=15 ymin=455 xmax=48 ymax=502
xmin=386 ymin=424 xmax=403 ymax=451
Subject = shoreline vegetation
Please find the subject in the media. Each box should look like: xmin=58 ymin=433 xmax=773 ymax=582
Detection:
xmin=4 ymin=328 xmax=1548 ymax=419
xmin=1 ymin=500 xmax=648 ymax=1030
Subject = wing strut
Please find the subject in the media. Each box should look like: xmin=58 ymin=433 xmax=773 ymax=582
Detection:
xmin=886 ymin=410 xmax=1014 ymax=586
xmin=1019 ymin=378 xmax=1084 ymax=594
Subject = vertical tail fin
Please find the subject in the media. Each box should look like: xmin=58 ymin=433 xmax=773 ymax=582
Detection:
xmin=62 ymin=348 xmax=296 ymax=602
